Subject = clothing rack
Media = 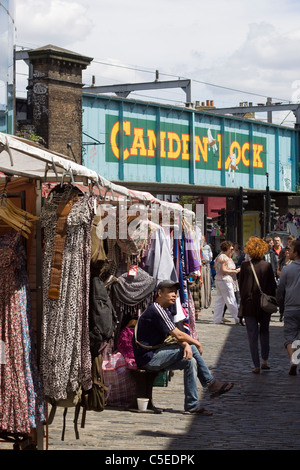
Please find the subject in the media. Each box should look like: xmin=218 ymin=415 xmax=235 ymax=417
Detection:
xmin=0 ymin=133 xmax=200 ymax=451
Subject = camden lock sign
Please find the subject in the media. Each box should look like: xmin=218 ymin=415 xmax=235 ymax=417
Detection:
xmin=106 ymin=114 xmax=266 ymax=175
xmin=82 ymin=93 xmax=296 ymax=192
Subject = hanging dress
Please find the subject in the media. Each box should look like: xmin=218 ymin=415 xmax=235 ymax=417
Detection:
xmin=0 ymin=230 xmax=45 ymax=434
xmin=40 ymin=189 xmax=94 ymax=401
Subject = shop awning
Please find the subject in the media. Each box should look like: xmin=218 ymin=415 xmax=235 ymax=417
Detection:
xmin=0 ymin=132 xmax=193 ymax=215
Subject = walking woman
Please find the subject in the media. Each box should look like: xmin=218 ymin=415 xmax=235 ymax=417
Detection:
xmin=277 ymin=246 xmax=293 ymax=321
xmin=238 ymin=237 xmax=277 ymax=373
xmin=213 ymin=240 xmax=240 ymax=324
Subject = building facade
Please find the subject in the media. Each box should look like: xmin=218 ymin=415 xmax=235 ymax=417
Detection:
xmin=81 ymin=92 xmax=298 ymax=196
xmin=0 ymin=0 xmax=15 ymax=134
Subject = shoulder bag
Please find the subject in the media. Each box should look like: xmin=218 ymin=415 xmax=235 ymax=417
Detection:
xmin=249 ymin=261 xmax=278 ymax=314
xmin=134 ymin=318 xmax=177 ymax=350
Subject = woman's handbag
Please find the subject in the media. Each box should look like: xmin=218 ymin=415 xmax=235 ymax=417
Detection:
xmin=249 ymin=261 xmax=278 ymax=314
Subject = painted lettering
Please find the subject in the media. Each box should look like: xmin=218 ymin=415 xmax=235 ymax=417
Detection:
xmin=182 ymin=134 xmax=190 ymax=160
xmin=131 ymin=128 xmax=147 ymax=156
xmin=253 ymin=143 xmax=264 ymax=168
xmin=110 ymin=121 xmax=119 ymax=159
xmin=108 ymin=119 xmax=266 ymax=172
xmin=217 ymin=134 xmax=222 ymax=169
xmin=242 ymin=142 xmax=250 ymax=166
xmin=167 ymin=132 xmax=181 ymax=159
xmin=160 ymin=131 xmax=167 ymax=158
xmin=195 ymin=135 xmax=208 ymax=162
xmin=147 ymin=129 xmax=156 ymax=157
xmin=110 ymin=120 xmax=131 ymax=160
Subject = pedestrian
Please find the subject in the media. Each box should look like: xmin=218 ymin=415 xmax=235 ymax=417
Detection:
xmin=209 ymin=244 xmax=216 ymax=289
xmin=276 ymin=240 xmax=300 ymax=375
xmin=213 ymin=241 xmax=240 ymax=324
xmin=222 ymin=242 xmax=243 ymax=324
xmin=278 ymin=235 xmax=296 ymax=267
xmin=264 ymin=236 xmax=278 ymax=280
xmin=277 ymin=246 xmax=293 ymax=321
xmin=273 ymin=235 xmax=283 ymax=259
xmin=232 ymin=242 xmax=242 ymax=266
xmin=133 ymin=280 xmax=234 ymax=415
xmin=277 ymin=245 xmax=293 ymax=277
xmin=238 ymin=237 xmax=277 ymax=373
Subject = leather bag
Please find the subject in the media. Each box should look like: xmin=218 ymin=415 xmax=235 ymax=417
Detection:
xmin=250 ymin=261 xmax=278 ymax=314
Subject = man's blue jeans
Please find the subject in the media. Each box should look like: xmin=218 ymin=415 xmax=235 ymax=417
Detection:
xmin=143 ymin=344 xmax=214 ymax=412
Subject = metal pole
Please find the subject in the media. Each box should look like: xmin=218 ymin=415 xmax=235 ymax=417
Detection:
xmin=262 ymin=195 xmax=266 ymax=238
xmin=35 ymin=179 xmax=45 ymax=450
xmin=267 ymin=97 xmax=272 ymax=123
xmin=265 ymin=172 xmax=270 ymax=234
xmin=238 ymin=187 xmax=243 ymax=247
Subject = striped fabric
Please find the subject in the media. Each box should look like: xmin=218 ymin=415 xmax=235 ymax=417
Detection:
xmin=153 ymin=302 xmax=176 ymax=331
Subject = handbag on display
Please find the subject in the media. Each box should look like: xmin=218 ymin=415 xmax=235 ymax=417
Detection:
xmin=249 ymin=261 xmax=278 ymax=314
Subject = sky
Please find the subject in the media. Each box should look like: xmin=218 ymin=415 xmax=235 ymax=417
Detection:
xmin=14 ymin=0 xmax=300 ymax=126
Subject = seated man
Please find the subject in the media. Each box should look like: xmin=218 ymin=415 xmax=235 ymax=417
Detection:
xmin=133 ymin=280 xmax=233 ymax=415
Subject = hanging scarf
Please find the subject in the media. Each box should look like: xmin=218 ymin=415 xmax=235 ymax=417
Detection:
xmin=112 ymin=268 xmax=156 ymax=307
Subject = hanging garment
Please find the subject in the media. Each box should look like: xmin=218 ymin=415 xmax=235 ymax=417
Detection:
xmin=48 ymin=192 xmax=78 ymax=299
xmin=112 ymin=268 xmax=156 ymax=308
xmin=183 ymin=231 xmax=201 ymax=276
xmin=0 ymin=230 xmax=45 ymax=434
xmin=144 ymin=224 xmax=177 ymax=284
xmin=189 ymin=278 xmax=202 ymax=316
xmin=112 ymin=268 xmax=156 ymax=340
xmin=187 ymin=289 xmax=199 ymax=340
xmin=40 ymin=190 xmax=94 ymax=401
xmin=174 ymin=237 xmax=190 ymax=335
xmin=201 ymin=263 xmax=212 ymax=309
xmin=90 ymin=214 xmax=107 ymax=265
xmin=112 ymin=267 xmax=156 ymax=324
xmin=89 ymin=277 xmax=118 ymax=358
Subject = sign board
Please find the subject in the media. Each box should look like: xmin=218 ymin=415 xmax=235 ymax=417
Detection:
xmin=243 ymin=211 xmax=261 ymax=245
xmin=82 ymin=94 xmax=298 ymax=193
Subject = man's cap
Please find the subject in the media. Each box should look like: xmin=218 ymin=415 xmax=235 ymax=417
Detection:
xmin=157 ymin=280 xmax=180 ymax=291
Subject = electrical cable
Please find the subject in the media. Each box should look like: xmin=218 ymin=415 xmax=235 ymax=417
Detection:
xmin=91 ymin=58 xmax=292 ymax=104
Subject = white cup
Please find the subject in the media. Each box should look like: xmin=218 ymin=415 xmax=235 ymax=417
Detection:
xmin=137 ymin=398 xmax=149 ymax=411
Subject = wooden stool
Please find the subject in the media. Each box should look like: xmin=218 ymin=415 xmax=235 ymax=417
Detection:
xmin=129 ymin=369 xmax=163 ymax=413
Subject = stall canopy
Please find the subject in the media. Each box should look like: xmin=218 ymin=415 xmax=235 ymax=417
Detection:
xmin=0 ymin=131 xmax=193 ymax=215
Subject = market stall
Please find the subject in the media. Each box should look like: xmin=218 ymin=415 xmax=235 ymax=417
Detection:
xmin=0 ymin=131 xmax=205 ymax=449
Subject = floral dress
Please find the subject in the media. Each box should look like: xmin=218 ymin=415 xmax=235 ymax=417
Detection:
xmin=40 ymin=189 xmax=94 ymax=401
xmin=0 ymin=230 xmax=45 ymax=434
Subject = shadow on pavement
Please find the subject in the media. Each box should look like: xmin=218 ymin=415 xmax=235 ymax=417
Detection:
xmin=167 ymin=312 xmax=300 ymax=450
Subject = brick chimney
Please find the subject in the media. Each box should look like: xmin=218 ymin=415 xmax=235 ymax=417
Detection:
xmin=27 ymin=45 xmax=93 ymax=163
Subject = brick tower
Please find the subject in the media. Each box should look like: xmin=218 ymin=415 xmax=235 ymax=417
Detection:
xmin=27 ymin=45 xmax=93 ymax=163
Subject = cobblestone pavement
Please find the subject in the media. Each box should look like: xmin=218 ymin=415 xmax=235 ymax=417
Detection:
xmin=46 ymin=291 xmax=300 ymax=451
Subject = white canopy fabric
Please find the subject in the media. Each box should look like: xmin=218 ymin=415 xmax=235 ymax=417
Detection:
xmin=0 ymin=132 xmax=194 ymax=216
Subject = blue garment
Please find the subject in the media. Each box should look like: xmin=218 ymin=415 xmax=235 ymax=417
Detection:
xmin=144 ymin=345 xmax=214 ymax=412
xmin=173 ymin=237 xmax=190 ymax=334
